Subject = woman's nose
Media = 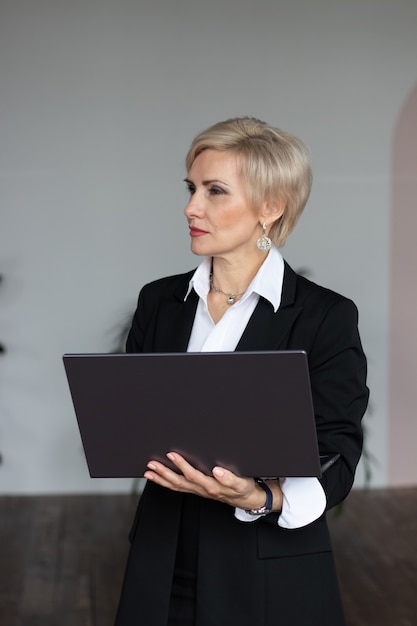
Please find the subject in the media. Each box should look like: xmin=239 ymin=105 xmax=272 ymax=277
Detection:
xmin=184 ymin=194 xmax=204 ymax=218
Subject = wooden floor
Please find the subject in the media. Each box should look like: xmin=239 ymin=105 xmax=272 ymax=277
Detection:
xmin=0 ymin=488 xmax=416 ymax=626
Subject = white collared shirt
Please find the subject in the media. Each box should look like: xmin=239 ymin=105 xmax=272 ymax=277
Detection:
xmin=185 ymin=247 xmax=326 ymax=528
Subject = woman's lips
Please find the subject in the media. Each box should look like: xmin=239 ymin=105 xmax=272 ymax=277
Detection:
xmin=189 ymin=227 xmax=208 ymax=237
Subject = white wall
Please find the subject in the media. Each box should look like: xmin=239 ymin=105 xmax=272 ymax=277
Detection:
xmin=1 ymin=0 xmax=416 ymax=493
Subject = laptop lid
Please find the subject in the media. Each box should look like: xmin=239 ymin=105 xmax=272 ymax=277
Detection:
xmin=63 ymin=351 xmax=321 ymax=479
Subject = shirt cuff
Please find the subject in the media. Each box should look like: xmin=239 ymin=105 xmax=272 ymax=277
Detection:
xmin=234 ymin=477 xmax=326 ymax=528
xmin=278 ymin=477 xmax=326 ymax=528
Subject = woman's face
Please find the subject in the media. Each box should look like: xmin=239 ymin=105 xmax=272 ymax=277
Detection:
xmin=184 ymin=149 xmax=262 ymax=260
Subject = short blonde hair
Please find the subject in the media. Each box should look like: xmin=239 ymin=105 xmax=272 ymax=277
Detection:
xmin=185 ymin=117 xmax=312 ymax=247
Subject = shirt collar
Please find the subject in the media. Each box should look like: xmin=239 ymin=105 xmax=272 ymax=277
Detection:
xmin=185 ymin=246 xmax=284 ymax=312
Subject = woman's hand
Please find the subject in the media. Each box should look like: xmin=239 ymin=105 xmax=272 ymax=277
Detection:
xmin=144 ymin=452 xmax=283 ymax=512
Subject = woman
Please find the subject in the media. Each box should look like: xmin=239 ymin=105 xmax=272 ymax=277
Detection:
xmin=115 ymin=117 xmax=369 ymax=625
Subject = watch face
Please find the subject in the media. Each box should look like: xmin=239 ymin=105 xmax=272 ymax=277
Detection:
xmin=246 ymin=505 xmax=271 ymax=516
xmin=258 ymin=506 xmax=271 ymax=515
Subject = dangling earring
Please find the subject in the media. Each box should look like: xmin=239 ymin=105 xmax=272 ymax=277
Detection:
xmin=257 ymin=222 xmax=272 ymax=252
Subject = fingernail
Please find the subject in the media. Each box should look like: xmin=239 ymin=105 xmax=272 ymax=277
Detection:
xmin=167 ymin=452 xmax=175 ymax=461
xmin=213 ymin=467 xmax=224 ymax=477
xmin=147 ymin=462 xmax=156 ymax=470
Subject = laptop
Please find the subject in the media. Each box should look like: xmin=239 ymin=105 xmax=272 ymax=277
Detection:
xmin=63 ymin=351 xmax=321 ymax=479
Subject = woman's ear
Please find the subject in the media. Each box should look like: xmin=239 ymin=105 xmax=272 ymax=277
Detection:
xmin=261 ymin=200 xmax=285 ymax=225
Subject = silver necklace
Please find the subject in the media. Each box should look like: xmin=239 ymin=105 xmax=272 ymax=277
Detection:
xmin=209 ymin=274 xmax=245 ymax=305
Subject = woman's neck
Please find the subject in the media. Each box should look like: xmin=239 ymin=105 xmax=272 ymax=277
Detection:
xmin=210 ymin=251 xmax=269 ymax=295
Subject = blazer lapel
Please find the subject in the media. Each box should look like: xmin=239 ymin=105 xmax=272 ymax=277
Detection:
xmin=152 ymin=261 xmax=302 ymax=353
xmin=152 ymin=281 xmax=199 ymax=352
xmin=236 ymin=262 xmax=302 ymax=352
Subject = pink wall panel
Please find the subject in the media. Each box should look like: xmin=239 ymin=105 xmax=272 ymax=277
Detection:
xmin=388 ymin=84 xmax=417 ymax=486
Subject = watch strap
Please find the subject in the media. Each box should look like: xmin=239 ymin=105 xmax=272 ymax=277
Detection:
xmin=245 ymin=478 xmax=273 ymax=516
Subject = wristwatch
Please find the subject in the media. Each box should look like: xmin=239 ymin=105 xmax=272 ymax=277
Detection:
xmin=245 ymin=478 xmax=273 ymax=516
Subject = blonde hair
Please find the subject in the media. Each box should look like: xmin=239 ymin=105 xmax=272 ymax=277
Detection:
xmin=185 ymin=117 xmax=312 ymax=247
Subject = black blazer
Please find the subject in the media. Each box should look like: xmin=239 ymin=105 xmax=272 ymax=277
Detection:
xmin=115 ymin=262 xmax=369 ymax=626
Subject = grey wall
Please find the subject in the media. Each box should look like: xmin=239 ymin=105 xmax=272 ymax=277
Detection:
xmin=1 ymin=0 xmax=416 ymax=492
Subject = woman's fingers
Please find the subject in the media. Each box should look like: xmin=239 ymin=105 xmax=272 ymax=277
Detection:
xmin=166 ymin=452 xmax=206 ymax=481
xmin=212 ymin=466 xmax=255 ymax=495
xmin=144 ymin=460 xmax=183 ymax=490
xmin=167 ymin=454 xmax=247 ymax=495
xmin=144 ymin=454 xmax=281 ymax=512
xmin=144 ymin=453 xmax=258 ymax=507
xmin=212 ymin=465 xmax=240 ymax=486
xmin=144 ymin=453 xmax=211 ymax=495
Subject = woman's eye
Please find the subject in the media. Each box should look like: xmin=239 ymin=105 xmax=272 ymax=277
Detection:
xmin=186 ymin=183 xmax=195 ymax=195
xmin=209 ymin=186 xmax=225 ymax=196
